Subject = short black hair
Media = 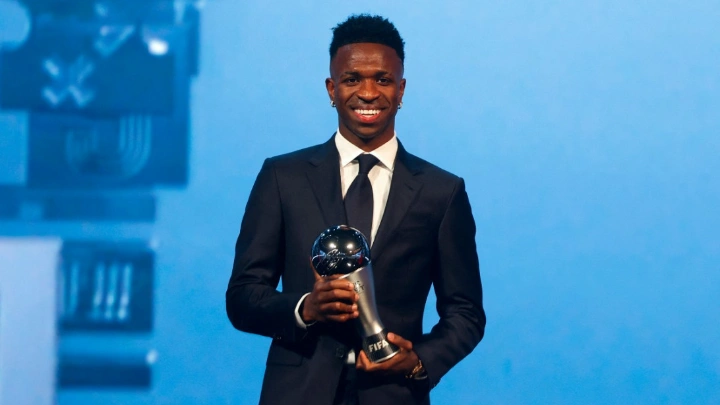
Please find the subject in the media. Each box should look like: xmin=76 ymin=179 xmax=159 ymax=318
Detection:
xmin=329 ymin=14 xmax=405 ymax=63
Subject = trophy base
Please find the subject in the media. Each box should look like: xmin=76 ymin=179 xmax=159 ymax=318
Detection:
xmin=362 ymin=329 xmax=400 ymax=363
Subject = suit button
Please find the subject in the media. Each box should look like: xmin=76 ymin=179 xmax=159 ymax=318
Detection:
xmin=335 ymin=347 xmax=346 ymax=358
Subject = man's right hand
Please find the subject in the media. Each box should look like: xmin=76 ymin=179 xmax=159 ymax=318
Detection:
xmin=301 ymin=270 xmax=359 ymax=324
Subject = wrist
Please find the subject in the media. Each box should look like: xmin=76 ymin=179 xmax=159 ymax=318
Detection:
xmin=405 ymin=356 xmax=427 ymax=380
xmin=299 ymin=297 xmax=314 ymax=324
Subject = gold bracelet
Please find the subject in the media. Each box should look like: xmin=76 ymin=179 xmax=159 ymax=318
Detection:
xmin=405 ymin=359 xmax=424 ymax=379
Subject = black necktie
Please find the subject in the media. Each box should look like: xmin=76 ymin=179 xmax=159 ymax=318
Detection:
xmin=345 ymin=154 xmax=380 ymax=244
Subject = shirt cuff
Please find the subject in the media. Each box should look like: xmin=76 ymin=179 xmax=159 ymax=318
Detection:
xmin=294 ymin=292 xmax=315 ymax=329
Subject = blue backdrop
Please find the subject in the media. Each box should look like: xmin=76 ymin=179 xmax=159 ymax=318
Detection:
xmin=1 ymin=1 xmax=718 ymax=404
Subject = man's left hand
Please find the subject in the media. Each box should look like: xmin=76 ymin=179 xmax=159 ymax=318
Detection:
xmin=356 ymin=332 xmax=418 ymax=376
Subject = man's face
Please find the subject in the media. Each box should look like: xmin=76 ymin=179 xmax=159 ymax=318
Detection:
xmin=326 ymin=43 xmax=405 ymax=150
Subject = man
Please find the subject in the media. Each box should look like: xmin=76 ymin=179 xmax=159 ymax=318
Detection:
xmin=226 ymin=14 xmax=485 ymax=405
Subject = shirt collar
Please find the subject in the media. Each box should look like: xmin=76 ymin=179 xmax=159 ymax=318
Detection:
xmin=334 ymin=129 xmax=398 ymax=171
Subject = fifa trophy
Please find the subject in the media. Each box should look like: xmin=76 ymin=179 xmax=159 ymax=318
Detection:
xmin=311 ymin=225 xmax=400 ymax=363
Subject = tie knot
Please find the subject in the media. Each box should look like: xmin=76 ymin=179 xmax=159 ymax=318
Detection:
xmin=355 ymin=154 xmax=379 ymax=175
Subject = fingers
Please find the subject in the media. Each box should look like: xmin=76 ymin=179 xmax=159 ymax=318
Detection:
xmin=356 ymin=349 xmax=371 ymax=370
xmin=316 ymin=287 xmax=357 ymax=303
xmin=317 ymin=299 xmax=358 ymax=322
xmin=311 ymin=269 xmax=343 ymax=282
xmin=357 ymin=333 xmax=417 ymax=375
xmin=318 ymin=301 xmax=358 ymax=315
xmin=357 ymin=348 xmax=406 ymax=373
xmin=314 ymin=279 xmax=358 ymax=304
xmin=325 ymin=313 xmax=358 ymax=322
xmin=310 ymin=258 xmax=323 ymax=281
xmin=306 ymin=276 xmax=359 ymax=323
xmin=387 ymin=333 xmax=413 ymax=351
xmin=316 ymin=277 xmax=355 ymax=291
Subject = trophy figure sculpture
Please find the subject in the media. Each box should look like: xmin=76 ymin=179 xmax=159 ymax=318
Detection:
xmin=311 ymin=225 xmax=400 ymax=363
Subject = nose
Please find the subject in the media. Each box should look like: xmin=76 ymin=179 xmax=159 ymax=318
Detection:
xmin=356 ymin=79 xmax=380 ymax=102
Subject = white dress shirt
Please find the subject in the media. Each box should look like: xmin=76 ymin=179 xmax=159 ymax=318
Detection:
xmin=294 ymin=131 xmax=399 ymax=353
xmin=336 ymin=130 xmax=397 ymax=244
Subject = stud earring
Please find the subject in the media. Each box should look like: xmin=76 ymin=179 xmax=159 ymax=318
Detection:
xmin=330 ymin=100 xmax=336 ymax=108
xmin=398 ymin=102 xmax=403 ymax=110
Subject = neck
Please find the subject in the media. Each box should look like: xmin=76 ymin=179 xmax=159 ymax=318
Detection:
xmin=340 ymin=128 xmax=394 ymax=152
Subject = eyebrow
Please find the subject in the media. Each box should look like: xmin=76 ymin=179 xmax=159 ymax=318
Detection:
xmin=342 ymin=70 xmax=392 ymax=76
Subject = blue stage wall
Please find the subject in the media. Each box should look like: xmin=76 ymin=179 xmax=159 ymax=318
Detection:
xmin=1 ymin=1 xmax=718 ymax=404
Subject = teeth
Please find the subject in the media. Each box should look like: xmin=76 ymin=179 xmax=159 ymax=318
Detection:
xmin=355 ymin=109 xmax=380 ymax=116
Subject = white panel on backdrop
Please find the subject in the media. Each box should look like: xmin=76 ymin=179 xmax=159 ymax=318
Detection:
xmin=0 ymin=238 xmax=60 ymax=405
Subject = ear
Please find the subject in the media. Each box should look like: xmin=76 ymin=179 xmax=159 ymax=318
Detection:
xmin=398 ymin=78 xmax=406 ymax=103
xmin=325 ymin=77 xmax=336 ymax=104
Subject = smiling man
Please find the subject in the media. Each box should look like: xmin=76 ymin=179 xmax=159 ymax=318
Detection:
xmin=326 ymin=40 xmax=405 ymax=151
xmin=226 ymin=14 xmax=485 ymax=405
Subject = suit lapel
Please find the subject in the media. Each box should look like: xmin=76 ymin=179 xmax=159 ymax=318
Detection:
xmin=371 ymin=143 xmax=423 ymax=262
xmin=305 ymin=137 xmax=424 ymax=262
xmin=306 ymin=136 xmax=347 ymax=228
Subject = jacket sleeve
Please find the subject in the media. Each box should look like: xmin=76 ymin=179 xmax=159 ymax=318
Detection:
xmin=225 ymin=158 xmax=307 ymax=343
xmin=414 ymin=178 xmax=486 ymax=390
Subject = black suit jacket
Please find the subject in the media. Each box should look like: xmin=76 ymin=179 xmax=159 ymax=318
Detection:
xmin=226 ymin=137 xmax=485 ymax=405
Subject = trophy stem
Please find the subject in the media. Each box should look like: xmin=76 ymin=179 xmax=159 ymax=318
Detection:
xmin=340 ymin=265 xmax=400 ymax=363
xmin=361 ymin=329 xmax=400 ymax=363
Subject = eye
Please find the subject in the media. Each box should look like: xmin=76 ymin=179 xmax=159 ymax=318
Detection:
xmin=377 ymin=77 xmax=392 ymax=85
xmin=344 ymin=77 xmax=359 ymax=84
